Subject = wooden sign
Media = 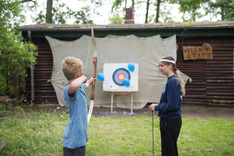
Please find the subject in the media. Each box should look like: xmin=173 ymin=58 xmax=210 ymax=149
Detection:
xmin=183 ymin=43 xmax=213 ymax=60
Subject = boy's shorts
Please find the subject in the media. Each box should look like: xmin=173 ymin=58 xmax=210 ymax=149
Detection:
xmin=63 ymin=146 xmax=86 ymax=156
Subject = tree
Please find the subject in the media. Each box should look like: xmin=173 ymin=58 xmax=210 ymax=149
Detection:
xmin=132 ymin=0 xmax=135 ymax=9
xmin=145 ymin=0 xmax=150 ymax=23
xmin=155 ymin=0 xmax=161 ymax=23
xmin=0 ymin=0 xmax=37 ymax=100
xmin=33 ymin=0 xmax=94 ymax=24
xmin=109 ymin=14 xmax=124 ymax=24
xmin=145 ymin=0 xmax=173 ymax=23
xmin=111 ymin=0 xmax=140 ymax=24
xmin=73 ymin=7 xmax=94 ymax=24
xmin=46 ymin=0 xmax=53 ymax=23
xmin=112 ymin=0 xmax=126 ymax=12
xmin=112 ymin=0 xmax=135 ymax=12
xmin=170 ymin=0 xmax=209 ymax=22
xmin=207 ymin=0 xmax=234 ymax=21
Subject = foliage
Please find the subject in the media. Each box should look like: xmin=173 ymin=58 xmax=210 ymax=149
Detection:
xmin=20 ymin=0 xmax=234 ymax=26
xmin=109 ymin=14 xmax=124 ymax=24
xmin=170 ymin=0 xmax=209 ymax=22
xmin=159 ymin=5 xmax=173 ymax=23
xmin=0 ymin=111 xmax=233 ymax=155
xmin=33 ymin=0 xmax=93 ymax=24
xmin=0 ymin=102 xmax=12 ymax=116
xmin=210 ymin=99 xmax=234 ymax=105
xmin=169 ymin=0 xmax=234 ymax=22
xmin=112 ymin=0 xmax=126 ymax=12
xmin=206 ymin=0 xmax=234 ymax=21
xmin=73 ymin=7 xmax=94 ymax=24
xmin=111 ymin=0 xmax=136 ymax=13
xmin=0 ymin=0 xmax=37 ymax=99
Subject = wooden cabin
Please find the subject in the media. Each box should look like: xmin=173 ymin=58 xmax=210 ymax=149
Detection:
xmin=21 ymin=22 xmax=234 ymax=107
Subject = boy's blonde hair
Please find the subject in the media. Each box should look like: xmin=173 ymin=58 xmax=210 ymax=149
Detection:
xmin=61 ymin=56 xmax=83 ymax=81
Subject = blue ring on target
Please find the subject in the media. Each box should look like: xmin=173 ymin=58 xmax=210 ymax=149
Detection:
xmin=112 ymin=68 xmax=131 ymax=86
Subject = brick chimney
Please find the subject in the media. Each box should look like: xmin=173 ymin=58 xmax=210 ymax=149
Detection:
xmin=124 ymin=8 xmax=134 ymax=24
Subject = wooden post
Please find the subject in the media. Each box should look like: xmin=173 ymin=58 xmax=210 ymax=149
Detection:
xmin=114 ymin=93 xmax=117 ymax=109
xmin=111 ymin=92 xmax=114 ymax=112
xmin=131 ymin=92 xmax=133 ymax=113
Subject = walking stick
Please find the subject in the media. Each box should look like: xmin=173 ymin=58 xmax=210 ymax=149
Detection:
xmin=152 ymin=111 xmax=154 ymax=156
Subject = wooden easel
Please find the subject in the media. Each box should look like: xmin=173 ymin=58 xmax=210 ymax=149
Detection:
xmin=111 ymin=91 xmax=134 ymax=113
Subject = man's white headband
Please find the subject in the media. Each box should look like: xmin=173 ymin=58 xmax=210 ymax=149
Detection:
xmin=159 ymin=59 xmax=176 ymax=64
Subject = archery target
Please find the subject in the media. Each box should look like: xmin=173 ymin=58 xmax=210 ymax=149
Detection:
xmin=113 ymin=68 xmax=131 ymax=86
xmin=103 ymin=63 xmax=139 ymax=92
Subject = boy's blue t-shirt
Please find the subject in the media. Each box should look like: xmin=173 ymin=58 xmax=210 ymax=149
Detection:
xmin=63 ymin=83 xmax=88 ymax=149
xmin=155 ymin=75 xmax=182 ymax=119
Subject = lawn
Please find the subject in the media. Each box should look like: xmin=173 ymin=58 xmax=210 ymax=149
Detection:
xmin=0 ymin=110 xmax=233 ymax=156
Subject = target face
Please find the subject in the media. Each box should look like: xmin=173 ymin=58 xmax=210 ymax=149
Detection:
xmin=112 ymin=68 xmax=131 ymax=86
xmin=103 ymin=63 xmax=138 ymax=92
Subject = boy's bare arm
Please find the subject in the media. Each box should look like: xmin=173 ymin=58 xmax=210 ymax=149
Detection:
xmin=85 ymin=77 xmax=97 ymax=89
xmin=68 ymin=75 xmax=87 ymax=94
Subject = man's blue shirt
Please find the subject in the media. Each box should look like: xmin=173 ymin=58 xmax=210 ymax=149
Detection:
xmin=63 ymin=83 xmax=88 ymax=149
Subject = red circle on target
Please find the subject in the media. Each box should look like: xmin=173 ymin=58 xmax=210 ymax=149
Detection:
xmin=117 ymin=73 xmax=126 ymax=81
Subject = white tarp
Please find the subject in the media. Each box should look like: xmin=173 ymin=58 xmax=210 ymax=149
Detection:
xmin=45 ymin=34 xmax=190 ymax=109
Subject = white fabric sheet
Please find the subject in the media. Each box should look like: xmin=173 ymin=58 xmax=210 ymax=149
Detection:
xmin=45 ymin=35 xmax=190 ymax=109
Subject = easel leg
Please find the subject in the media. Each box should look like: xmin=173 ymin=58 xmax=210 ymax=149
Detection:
xmin=131 ymin=92 xmax=133 ymax=113
xmin=114 ymin=94 xmax=117 ymax=109
xmin=111 ymin=92 xmax=113 ymax=112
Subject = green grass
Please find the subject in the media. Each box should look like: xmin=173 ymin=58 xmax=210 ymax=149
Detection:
xmin=0 ymin=111 xmax=233 ymax=156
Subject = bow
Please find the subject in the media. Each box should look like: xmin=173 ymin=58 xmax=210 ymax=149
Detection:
xmin=87 ymin=28 xmax=97 ymax=124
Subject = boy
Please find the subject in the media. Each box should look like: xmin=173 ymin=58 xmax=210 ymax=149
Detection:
xmin=61 ymin=56 xmax=96 ymax=156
